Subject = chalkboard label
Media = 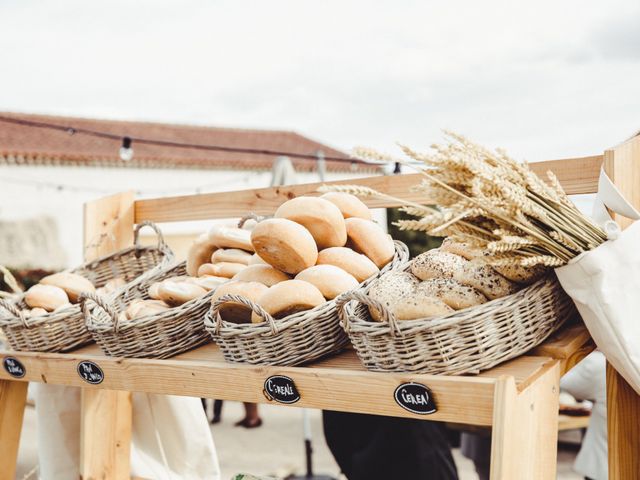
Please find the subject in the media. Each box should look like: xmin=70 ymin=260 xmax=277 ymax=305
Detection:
xmin=3 ymin=357 xmax=26 ymax=378
xmin=263 ymin=375 xmax=300 ymax=404
xmin=394 ymin=382 xmax=437 ymax=415
xmin=77 ymin=361 xmax=104 ymax=385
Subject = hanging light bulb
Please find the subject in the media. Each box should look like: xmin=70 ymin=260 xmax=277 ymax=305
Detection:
xmin=119 ymin=136 xmax=134 ymax=161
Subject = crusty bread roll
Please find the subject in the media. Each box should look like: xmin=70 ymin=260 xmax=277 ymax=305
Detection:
xmin=248 ymin=253 xmax=268 ymax=265
xmin=366 ymin=271 xmax=419 ymax=321
xmin=493 ymin=264 xmax=547 ymax=285
xmin=416 ymin=278 xmax=487 ymax=310
xmin=344 ymin=218 xmax=395 ymax=268
xmin=251 ymin=280 xmax=326 ymax=323
xmin=40 ymin=272 xmax=95 ymax=303
xmin=25 ymin=284 xmax=70 ymax=312
xmin=316 ymin=247 xmax=379 ymax=283
xmin=157 ymin=281 xmax=207 ymax=306
xmin=126 ymin=299 xmax=170 ymax=320
xmin=295 ymin=265 xmax=358 ymax=300
xmin=250 ymin=219 xmax=318 ymax=274
xmin=197 ymin=262 xmax=246 ymax=279
xmin=274 ymin=197 xmax=347 ymax=249
xmin=187 ymin=275 xmax=229 ymax=291
xmin=208 ymin=225 xmax=254 ymax=252
xmin=211 ymin=280 xmax=268 ymax=324
xmin=211 ymin=248 xmax=252 ymax=265
xmin=320 ymin=192 xmax=372 ymax=220
xmin=439 ymin=238 xmax=482 ymax=260
xmin=411 ymin=250 xmax=516 ymax=300
xmin=187 ymin=233 xmax=218 ymax=277
xmin=232 ymin=264 xmax=290 ymax=286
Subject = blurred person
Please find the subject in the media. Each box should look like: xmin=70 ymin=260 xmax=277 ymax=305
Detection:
xmin=205 ymin=399 xmax=263 ymax=428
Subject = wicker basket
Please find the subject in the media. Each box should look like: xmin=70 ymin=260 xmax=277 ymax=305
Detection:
xmin=336 ymin=268 xmax=576 ymax=375
xmin=0 ymin=222 xmax=173 ymax=353
xmin=81 ymin=261 xmax=215 ymax=359
xmin=204 ymin=241 xmax=410 ymax=366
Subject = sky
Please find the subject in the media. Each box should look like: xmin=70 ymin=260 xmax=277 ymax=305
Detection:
xmin=1 ymin=0 xmax=639 ymax=162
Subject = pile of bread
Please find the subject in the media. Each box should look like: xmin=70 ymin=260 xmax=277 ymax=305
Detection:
xmin=367 ymin=239 xmax=546 ymax=321
xmin=19 ymin=273 xmax=123 ymax=318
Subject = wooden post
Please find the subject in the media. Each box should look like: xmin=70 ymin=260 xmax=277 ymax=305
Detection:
xmin=603 ymin=135 xmax=640 ymax=479
xmin=80 ymin=191 xmax=135 ymax=480
xmin=0 ymin=379 xmax=28 ymax=480
xmin=489 ymin=362 xmax=560 ymax=479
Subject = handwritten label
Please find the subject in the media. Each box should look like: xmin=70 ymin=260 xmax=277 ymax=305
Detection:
xmin=3 ymin=357 xmax=26 ymax=378
xmin=394 ymin=382 xmax=437 ymax=415
xmin=263 ymin=375 xmax=300 ymax=404
xmin=77 ymin=361 xmax=104 ymax=385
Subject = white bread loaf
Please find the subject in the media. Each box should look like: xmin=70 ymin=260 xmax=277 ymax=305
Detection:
xmin=232 ymin=264 xmax=290 ymax=286
xmin=250 ymin=218 xmax=318 ymax=274
xmin=186 ymin=233 xmax=218 ymax=277
xmin=157 ymin=281 xmax=207 ymax=306
xmin=320 ymin=192 xmax=372 ymax=220
xmin=316 ymin=247 xmax=379 ymax=283
xmin=344 ymin=218 xmax=395 ymax=268
xmin=211 ymin=248 xmax=252 ymax=265
xmin=208 ymin=225 xmax=254 ymax=252
xmin=211 ymin=280 xmax=268 ymax=324
xmin=416 ymin=278 xmax=487 ymax=310
xmin=40 ymin=272 xmax=95 ymax=303
xmin=274 ymin=196 xmax=347 ymax=249
xmin=295 ymin=265 xmax=359 ymax=300
xmin=197 ymin=262 xmax=246 ymax=279
xmin=251 ymin=280 xmax=326 ymax=323
xmin=25 ymin=284 xmax=70 ymax=312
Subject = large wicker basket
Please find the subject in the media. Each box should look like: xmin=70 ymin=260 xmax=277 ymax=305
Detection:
xmin=204 ymin=241 xmax=410 ymax=366
xmin=336 ymin=268 xmax=576 ymax=375
xmin=0 ymin=222 xmax=173 ymax=353
xmin=81 ymin=261 xmax=215 ymax=359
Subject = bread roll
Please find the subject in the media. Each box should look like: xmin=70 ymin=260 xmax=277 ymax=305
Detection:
xmin=366 ymin=271 xmax=419 ymax=321
xmin=197 ymin=262 xmax=246 ymax=279
xmin=211 ymin=248 xmax=252 ymax=265
xmin=320 ymin=192 xmax=372 ymax=220
xmin=211 ymin=280 xmax=268 ymax=323
xmin=148 ymin=282 xmax=163 ymax=300
xmin=248 ymin=253 xmax=268 ymax=265
xmin=250 ymin=219 xmax=318 ymax=274
xmin=394 ymin=294 xmax=454 ymax=320
xmin=493 ymin=264 xmax=546 ymax=285
xmin=251 ymin=280 xmax=326 ymax=323
xmin=54 ymin=302 xmax=73 ymax=312
xmin=25 ymin=284 xmax=70 ymax=312
xmin=208 ymin=225 xmax=254 ymax=252
xmin=157 ymin=281 xmax=207 ymax=306
xmin=316 ymin=247 xmax=379 ymax=283
xmin=416 ymin=278 xmax=487 ymax=310
xmin=232 ymin=264 xmax=290 ymax=287
xmin=187 ymin=233 xmax=218 ymax=277
xmin=295 ymin=265 xmax=358 ymax=300
xmin=274 ymin=197 xmax=347 ymax=249
xmin=126 ymin=299 xmax=170 ymax=320
xmin=345 ymin=218 xmax=395 ymax=268
xmin=40 ymin=272 xmax=95 ymax=303
xmin=410 ymin=250 xmax=467 ymax=280
xmin=187 ymin=275 xmax=229 ymax=291
xmin=29 ymin=307 xmax=48 ymax=317
xmin=440 ymin=238 xmax=482 ymax=260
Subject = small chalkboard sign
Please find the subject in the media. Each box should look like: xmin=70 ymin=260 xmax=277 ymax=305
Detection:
xmin=263 ymin=375 xmax=300 ymax=404
xmin=77 ymin=361 xmax=104 ymax=385
xmin=3 ymin=357 xmax=26 ymax=378
xmin=394 ymin=382 xmax=437 ymax=415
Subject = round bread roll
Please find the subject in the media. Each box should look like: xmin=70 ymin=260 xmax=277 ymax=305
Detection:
xmin=251 ymin=280 xmax=326 ymax=323
xmin=295 ymin=265 xmax=359 ymax=300
xmin=410 ymin=250 xmax=467 ymax=280
xmin=211 ymin=248 xmax=252 ymax=265
xmin=416 ymin=278 xmax=487 ymax=310
xmin=232 ymin=264 xmax=290 ymax=287
xmin=248 ymin=253 xmax=268 ymax=265
xmin=126 ymin=299 xmax=170 ymax=320
xmin=317 ymin=247 xmax=379 ymax=283
xmin=440 ymin=238 xmax=482 ymax=260
xmin=211 ymin=280 xmax=268 ymax=324
xmin=187 ymin=275 xmax=229 ymax=291
xmin=40 ymin=272 xmax=95 ymax=303
xmin=366 ymin=271 xmax=419 ymax=321
xmin=320 ymin=192 xmax=372 ymax=220
xmin=187 ymin=233 xmax=218 ymax=277
xmin=250 ymin=219 xmax=318 ymax=274
xmin=29 ymin=307 xmax=48 ymax=317
xmin=492 ymin=264 xmax=547 ymax=285
xmin=157 ymin=281 xmax=207 ymax=306
xmin=208 ymin=225 xmax=254 ymax=252
xmin=344 ymin=218 xmax=395 ymax=268
xmin=394 ymin=294 xmax=454 ymax=320
xmin=197 ymin=262 xmax=246 ymax=279
xmin=148 ymin=282 xmax=163 ymax=300
xmin=25 ymin=284 xmax=69 ymax=312
xmin=274 ymin=197 xmax=347 ymax=249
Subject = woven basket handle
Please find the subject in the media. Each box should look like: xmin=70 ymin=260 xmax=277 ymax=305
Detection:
xmin=79 ymin=291 xmax=121 ymax=333
xmin=134 ymin=221 xmax=173 ymax=259
xmin=210 ymin=293 xmax=279 ymax=335
xmin=335 ymin=290 xmax=402 ymax=337
xmin=0 ymin=298 xmax=30 ymax=328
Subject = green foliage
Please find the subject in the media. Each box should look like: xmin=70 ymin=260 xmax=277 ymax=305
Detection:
xmin=387 ymin=208 xmax=442 ymax=257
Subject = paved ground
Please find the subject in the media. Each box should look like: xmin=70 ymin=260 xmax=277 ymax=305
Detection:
xmin=16 ymin=400 xmax=582 ymax=479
